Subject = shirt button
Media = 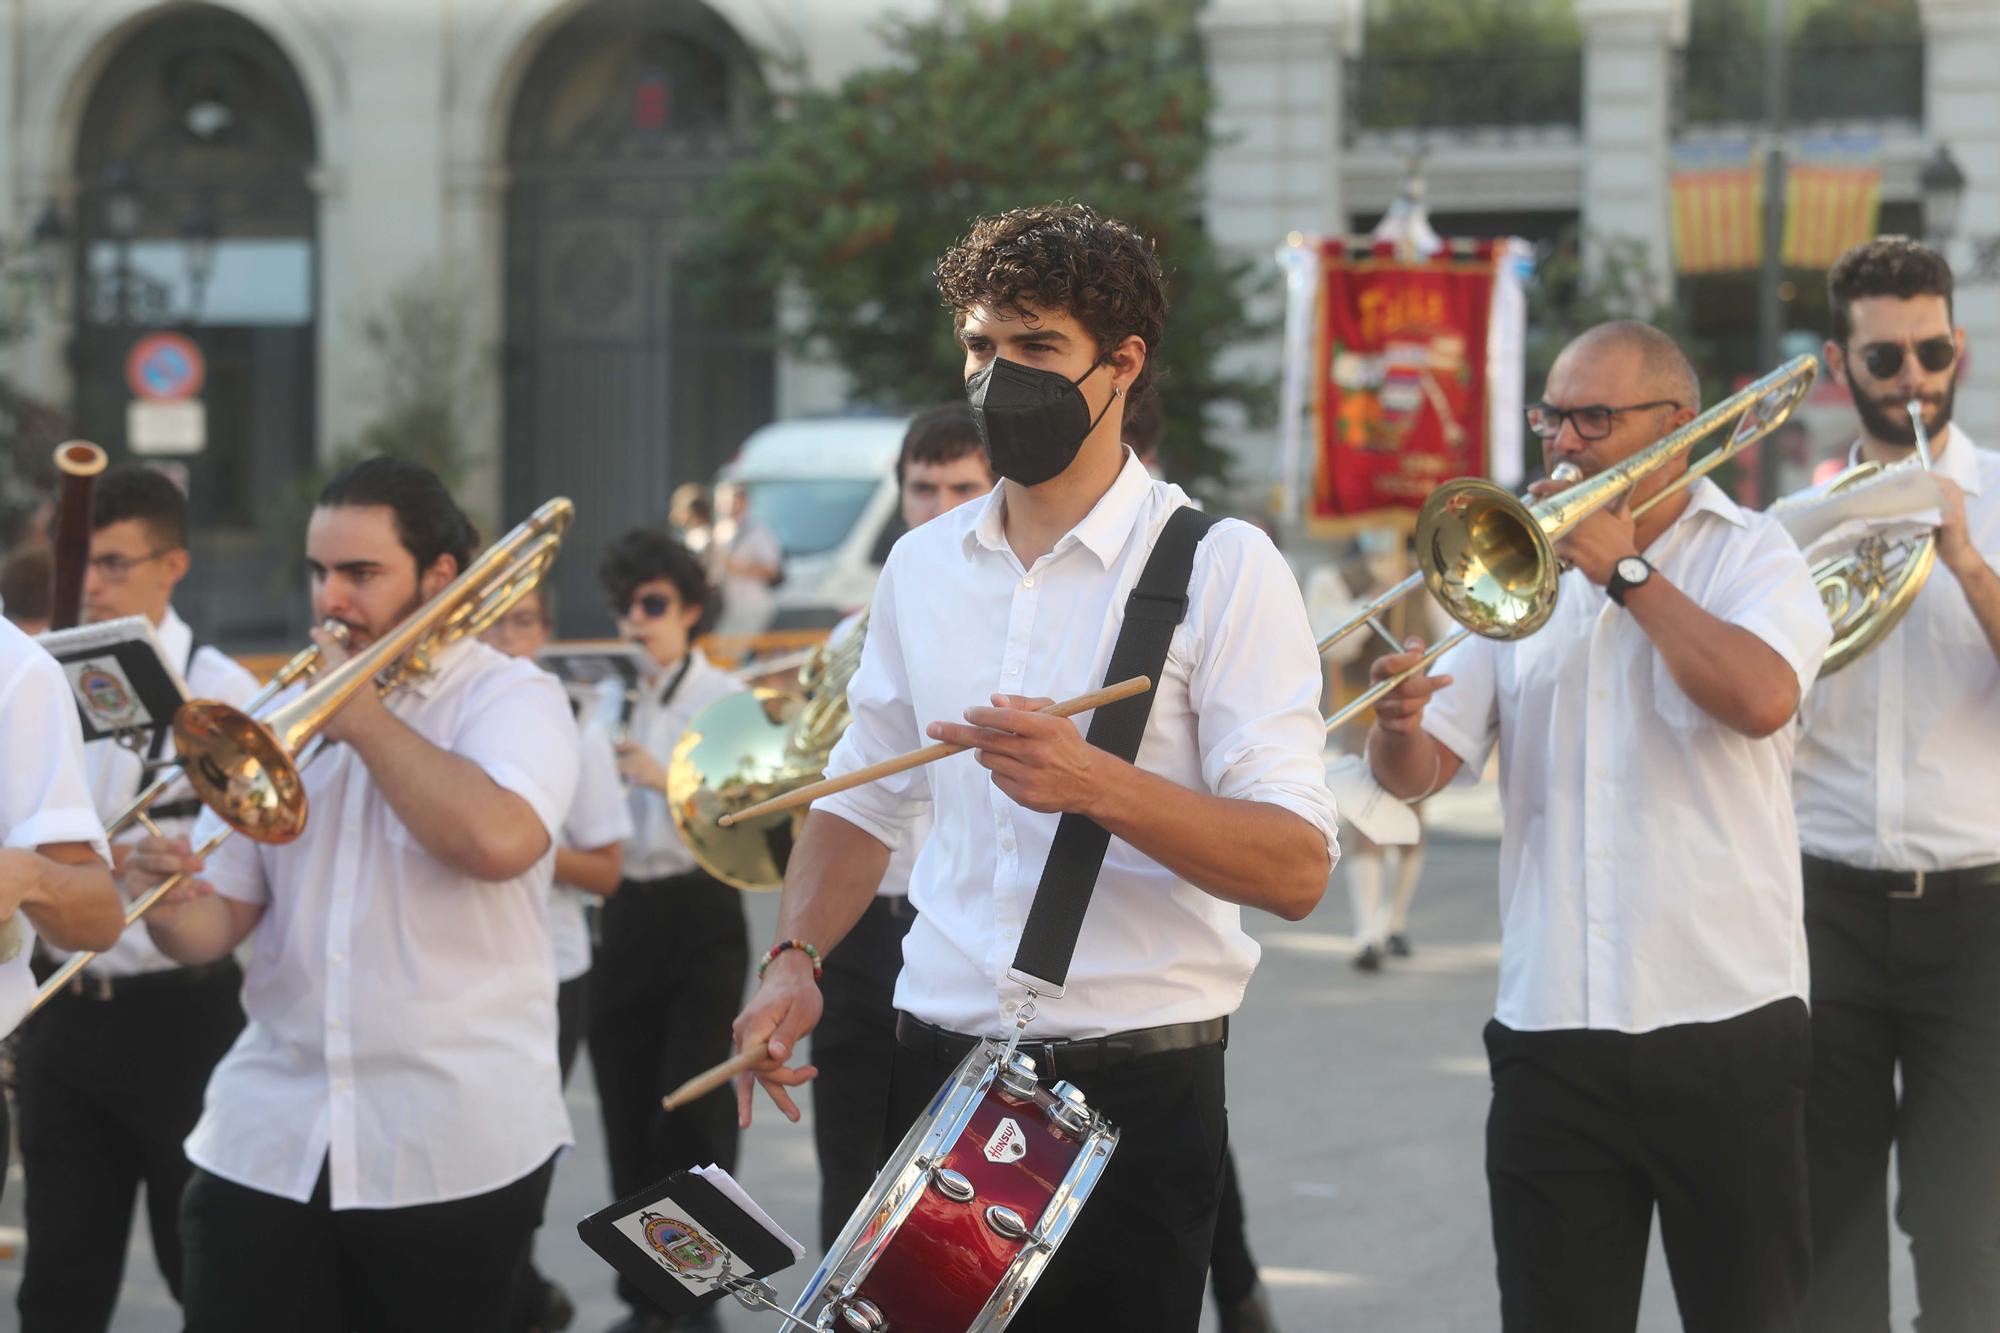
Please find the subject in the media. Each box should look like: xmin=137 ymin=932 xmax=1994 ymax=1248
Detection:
xmin=1023 ymin=576 xmax=1035 ymax=588
xmin=329 ymin=1018 xmax=343 ymax=1031
xmin=1004 ymin=664 xmax=1019 ymax=676
xmin=329 ymin=952 xmax=345 ymax=965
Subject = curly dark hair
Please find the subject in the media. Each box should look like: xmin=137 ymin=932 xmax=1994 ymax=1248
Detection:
xmin=935 ymin=202 xmax=1167 ymax=403
xmin=1829 ymin=235 xmax=1954 ymax=345
xmin=318 ymin=456 xmax=477 ymax=576
xmin=598 ymin=528 xmax=712 ymax=632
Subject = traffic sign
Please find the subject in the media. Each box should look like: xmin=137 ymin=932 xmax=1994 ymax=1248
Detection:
xmin=125 ymin=332 xmax=206 ymax=401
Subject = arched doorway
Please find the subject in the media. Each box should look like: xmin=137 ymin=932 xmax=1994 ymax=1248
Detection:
xmin=504 ymin=0 xmax=775 ymax=636
xmin=71 ymin=3 xmax=319 ymax=645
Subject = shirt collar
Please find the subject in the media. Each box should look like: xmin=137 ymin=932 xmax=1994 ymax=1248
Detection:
xmin=1844 ymin=425 xmax=1983 ymax=496
xmin=1675 ymin=475 xmax=1749 ymax=529
xmin=155 ymin=604 xmax=192 ymax=675
xmin=963 ymin=448 xmax=1159 ymax=568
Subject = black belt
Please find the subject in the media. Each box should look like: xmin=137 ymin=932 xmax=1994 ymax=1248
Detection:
xmin=873 ymin=894 xmax=918 ymax=923
xmin=895 ymin=1011 xmax=1226 ymax=1080
xmin=63 ymin=956 xmax=240 ymax=1003
xmin=1804 ymin=853 xmax=2000 ymax=902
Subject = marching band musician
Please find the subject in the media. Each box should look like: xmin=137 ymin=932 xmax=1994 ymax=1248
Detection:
xmin=1793 ymin=237 xmax=2000 ymax=1333
xmin=590 ymin=529 xmax=745 ymax=1333
xmin=734 ymin=202 xmax=1339 ymax=1331
xmin=121 ymin=457 xmax=579 ymax=1331
xmin=17 ymin=465 xmax=259 ymax=1332
xmin=1367 ymin=321 xmax=1832 ymax=1332
xmin=480 ymin=580 xmax=634 ymax=1333
xmin=811 ymin=401 xmax=993 ymax=1249
xmin=0 ymin=620 xmax=123 ymax=1195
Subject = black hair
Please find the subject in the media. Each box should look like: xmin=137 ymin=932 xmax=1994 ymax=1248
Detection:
xmin=316 ymin=456 xmax=477 ymax=575
xmin=897 ymin=402 xmax=989 ymax=486
xmin=598 ymin=528 xmax=712 ymax=631
xmin=93 ymin=464 xmax=187 ymax=549
xmin=0 ymin=545 xmax=50 ymax=625
xmin=1829 ymin=236 xmax=1955 ymax=345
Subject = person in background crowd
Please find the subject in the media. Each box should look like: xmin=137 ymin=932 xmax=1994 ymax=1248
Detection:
xmin=0 ymin=545 xmax=52 ymax=634
xmin=707 ymin=481 xmax=782 ymax=638
xmin=16 ymin=465 xmax=260 ymax=1333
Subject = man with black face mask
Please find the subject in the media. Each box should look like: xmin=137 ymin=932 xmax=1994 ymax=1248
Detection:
xmin=1792 ymin=236 xmax=2000 ymax=1333
xmin=729 ymin=202 xmax=1339 ymax=1331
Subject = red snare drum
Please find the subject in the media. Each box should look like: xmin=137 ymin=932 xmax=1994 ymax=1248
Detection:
xmin=789 ymin=1038 xmax=1118 ymax=1331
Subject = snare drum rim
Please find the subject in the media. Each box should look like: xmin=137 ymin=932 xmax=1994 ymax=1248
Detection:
xmin=961 ymin=1117 xmax=1119 ymax=1332
xmin=789 ymin=1039 xmax=1004 ymax=1325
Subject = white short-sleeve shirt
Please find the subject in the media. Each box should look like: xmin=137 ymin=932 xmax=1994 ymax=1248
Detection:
xmin=184 ymin=639 xmax=580 ymax=1209
xmin=0 ymin=619 xmax=113 ymax=1036
xmin=1421 ymin=479 xmax=1833 ymax=1034
xmin=620 ymin=648 xmax=742 ymax=880
xmin=549 ymin=719 xmax=634 ymax=982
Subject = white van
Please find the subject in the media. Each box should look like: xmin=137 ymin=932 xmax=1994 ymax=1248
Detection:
xmin=717 ymin=414 xmax=913 ymax=628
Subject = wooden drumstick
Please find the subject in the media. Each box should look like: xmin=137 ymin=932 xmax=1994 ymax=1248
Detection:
xmin=717 ymin=675 xmax=1153 ymax=828
xmin=662 ymin=1039 xmax=770 ymax=1111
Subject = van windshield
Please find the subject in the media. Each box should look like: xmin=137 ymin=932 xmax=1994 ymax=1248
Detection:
xmin=745 ymin=480 xmax=881 ymax=557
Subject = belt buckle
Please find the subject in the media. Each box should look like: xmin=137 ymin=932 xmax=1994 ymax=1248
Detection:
xmin=1890 ymin=869 xmax=1926 ymax=900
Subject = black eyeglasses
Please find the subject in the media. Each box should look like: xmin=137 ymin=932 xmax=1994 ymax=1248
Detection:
xmin=1857 ymin=336 xmax=1956 ymax=381
xmin=623 ymin=592 xmax=678 ymax=619
xmin=85 ymin=549 xmax=172 ymax=583
xmin=1525 ymin=400 xmax=1680 ymax=442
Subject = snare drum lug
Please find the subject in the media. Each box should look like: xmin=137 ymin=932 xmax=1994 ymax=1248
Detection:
xmin=1045 ymin=1079 xmax=1092 ymax=1135
xmin=836 ymin=1295 xmax=888 ymax=1331
xmin=997 ymin=1051 xmax=1040 ymax=1100
xmin=984 ymin=1204 xmax=1030 ymax=1241
xmin=929 ymin=1165 xmax=976 ymax=1203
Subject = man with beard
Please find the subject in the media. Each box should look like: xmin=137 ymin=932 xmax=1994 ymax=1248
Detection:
xmin=1792 ymin=236 xmax=2000 ymax=1333
xmin=122 ymin=457 xmax=578 ymax=1331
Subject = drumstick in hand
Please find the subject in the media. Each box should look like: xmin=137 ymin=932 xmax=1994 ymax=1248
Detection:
xmin=718 ymin=674 xmax=1153 ymax=827
xmin=662 ymin=1040 xmax=770 ymax=1111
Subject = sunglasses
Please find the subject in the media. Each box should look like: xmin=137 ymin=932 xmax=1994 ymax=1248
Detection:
xmin=624 ymin=592 xmax=679 ymax=619
xmin=1857 ymin=336 xmax=1956 ymax=381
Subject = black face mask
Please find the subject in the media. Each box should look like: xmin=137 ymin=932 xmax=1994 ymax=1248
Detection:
xmin=964 ymin=355 xmax=1114 ymax=487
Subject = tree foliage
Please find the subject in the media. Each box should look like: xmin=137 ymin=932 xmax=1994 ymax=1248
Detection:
xmin=1364 ymin=0 xmax=1580 ymax=53
xmin=689 ymin=0 xmax=1264 ymax=484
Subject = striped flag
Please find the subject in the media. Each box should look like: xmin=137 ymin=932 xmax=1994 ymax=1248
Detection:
xmin=1671 ymin=138 xmax=1764 ymax=274
xmin=1783 ymin=133 xmax=1882 ymax=270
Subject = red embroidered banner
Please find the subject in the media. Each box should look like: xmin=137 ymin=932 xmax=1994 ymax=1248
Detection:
xmin=1312 ymin=240 xmax=1497 ymax=518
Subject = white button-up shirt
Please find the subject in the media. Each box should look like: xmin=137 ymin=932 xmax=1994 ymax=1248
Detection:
xmin=1795 ymin=431 xmax=2000 ymax=871
xmin=186 ymin=639 xmax=579 ymax=1209
xmin=1422 ymin=479 xmax=1832 ymax=1034
xmin=549 ymin=719 xmax=633 ymax=982
xmin=0 ymin=619 xmax=113 ymax=1037
xmin=830 ymin=609 xmax=927 ymax=899
xmin=63 ymin=605 xmax=259 ymax=978
xmin=816 ymin=451 xmax=1339 ymax=1041
xmin=621 ymin=648 xmax=742 ymax=881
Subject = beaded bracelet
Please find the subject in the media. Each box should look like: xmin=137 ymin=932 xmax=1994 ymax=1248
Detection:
xmin=757 ymin=938 xmax=823 ymax=982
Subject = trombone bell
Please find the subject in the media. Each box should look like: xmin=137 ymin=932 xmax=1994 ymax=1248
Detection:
xmin=174 ymin=702 xmax=310 ymax=844
xmin=1415 ymin=478 xmax=1563 ymax=640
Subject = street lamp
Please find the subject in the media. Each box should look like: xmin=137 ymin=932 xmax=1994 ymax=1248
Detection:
xmin=180 ymin=193 xmax=219 ymax=319
xmin=1920 ymin=143 xmax=1967 ymax=248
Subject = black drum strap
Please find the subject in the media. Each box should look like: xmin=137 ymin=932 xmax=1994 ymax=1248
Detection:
xmin=1007 ymin=504 xmax=1217 ymax=997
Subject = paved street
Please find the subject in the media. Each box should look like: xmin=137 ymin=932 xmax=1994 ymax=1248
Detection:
xmin=1 ymin=799 xmax=1917 ymax=1329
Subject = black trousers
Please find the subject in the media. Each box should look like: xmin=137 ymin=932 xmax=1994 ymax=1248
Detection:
xmin=555 ymin=968 xmax=589 ymax=1086
xmin=884 ymin=1024 xmax=1228 ymax=1332
xmin=811 ymin=892 xmax=917 ymax=1248
xmin=179 ymin=1155 xmax=555 ymax=1332
xmin=1485 ymin=998 xmax=1812 ymax=1333
xmin=1210 ymin=1145 xmax=1259 ymax=1306
xmin=587 ymin=870 xmax=747 ymax=1312
xmin=15 ymin=959 xmax=244 ymax=1332
xmin=1801 ymin=861 xmax=2000 ymax=1333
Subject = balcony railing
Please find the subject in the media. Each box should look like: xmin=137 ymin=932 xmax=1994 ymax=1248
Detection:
xmin=1678 ymin=40 xmax=1924 ymax=128
xmin=1346 ymin=49 xmax=1583 ymax=137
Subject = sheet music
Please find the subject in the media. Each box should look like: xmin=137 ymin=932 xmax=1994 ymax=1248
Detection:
xmin=691 ymin=1163 xmax=806 ymax=1263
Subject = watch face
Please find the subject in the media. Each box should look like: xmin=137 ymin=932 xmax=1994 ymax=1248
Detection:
xmin=1617 ymin=557 xmax=1649 ymax=584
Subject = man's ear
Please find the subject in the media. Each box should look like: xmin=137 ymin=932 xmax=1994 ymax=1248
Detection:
xmin=160 ymin=547 xmax=191 ymax=587
xmin=1108 ymin=334 xmax=1147 ymax=396
xmin=1823 ymin=338 xmax=1850 ymax=390
xmin=421 ymin=554 xmax=460 ymax=601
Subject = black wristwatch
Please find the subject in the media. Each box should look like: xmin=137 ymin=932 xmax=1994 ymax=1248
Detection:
xmin=1607 ymin=555 xmax=1653 ymax=607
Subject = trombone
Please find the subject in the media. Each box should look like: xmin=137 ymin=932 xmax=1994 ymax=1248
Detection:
xmin=1320 ymin=354 xmax=1819 ymax=732
xmin=28 ymin=497 xmax=574 ymax=1014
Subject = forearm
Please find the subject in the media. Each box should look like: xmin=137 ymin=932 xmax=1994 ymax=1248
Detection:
xmin=141 ymin=895 xmax=250 ymax=966
xmin=1624 ymin=578 xmax=1798 ymax=737
xmin=344 ymin=705 xmax=551 ymax=880
xmin=1366 ymin=723 xmax=1462 ymax=801
xmin=1085 ymin=763 xmax=1329 ymax=921
xmin=1946 ymin=554 xmax=2000 ymax=663
xmin=555 ymin=844 xmax=622 ymax=897
xmin=774 ymin=809 xmax=894 ymax=955
xmin=16 ymin=844 xmax=122 ymax=951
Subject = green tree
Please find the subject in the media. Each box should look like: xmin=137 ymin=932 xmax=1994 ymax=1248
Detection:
xmin=1364 ymin=0 xmax=1579 ymax=52
xmin=689 ymin=0 xmax=1263 ymax=484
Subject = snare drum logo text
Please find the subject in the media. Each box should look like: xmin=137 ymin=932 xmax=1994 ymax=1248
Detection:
xmin=984 ymin=1116 xmax=1028 ymax=1164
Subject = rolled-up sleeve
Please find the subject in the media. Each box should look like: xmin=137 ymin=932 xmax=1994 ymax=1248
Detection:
xmin=1 ymin=648 xmax=110 ymax=863
xmin=1185 ymin=522 xmax=1340 ymax=861
xmin=1419 ymin=631 xmax=1499 ymax=782
xmin=813 ymin=556 xmax=931 ymax=851
xmin=455 ymin=665 xmax=581 ymax=851
xmin=1712 ymin=514 xmax=1834 ymax=697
